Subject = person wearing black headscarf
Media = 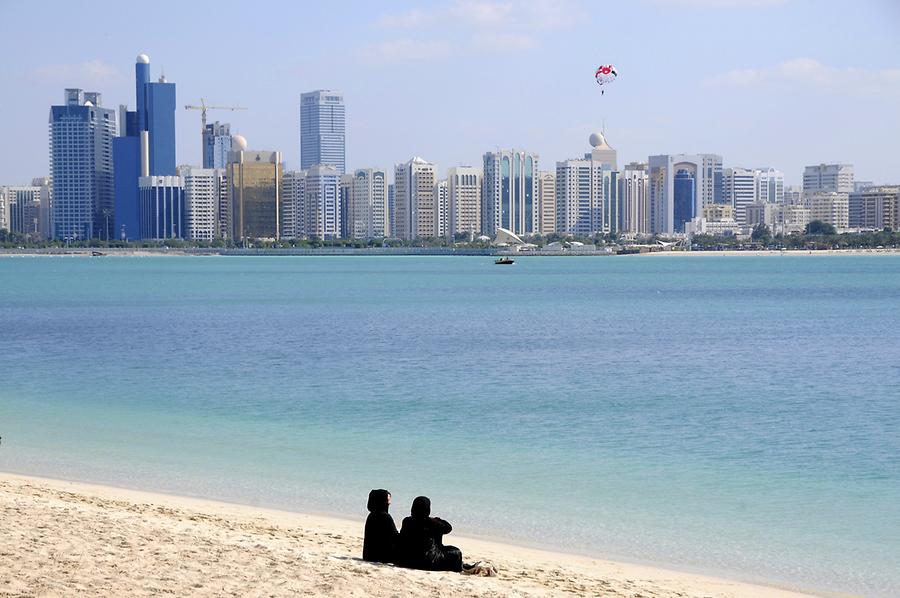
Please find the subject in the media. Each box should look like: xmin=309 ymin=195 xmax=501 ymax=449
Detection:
xmin=398 ymin=496 xmax=463 ymax=572
xmin=363 ymin=489 xmax=399 ymax=563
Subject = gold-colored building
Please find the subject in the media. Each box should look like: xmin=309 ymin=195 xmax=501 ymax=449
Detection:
xmin=227 ymin=147 xmax=283 ymax=241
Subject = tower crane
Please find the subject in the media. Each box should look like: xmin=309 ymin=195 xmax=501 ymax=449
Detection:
xmin=184 ymin=99 xmax=247 ymax=157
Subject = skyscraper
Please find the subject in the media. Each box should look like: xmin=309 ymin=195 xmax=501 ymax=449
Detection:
xmin=182 ymin=167 xmax=223 ymax=241
xmin=435 ymin=179 xmax=449 ymax=238
xmin=281 ymin=170 xmax=306 ymax=239
xmin=619 ymin=163 xmax=649 ymax=235
xmin=339 ymin=174 xmax=352 ymax=238
xmin=756 ymin=168 xmax=785 ymax=204
xmin=536 ymin=170 xmax=556 ymax=236
xmin=4 ymin=185 xmax=41 ymax=236
xmin=114 ymin=53 xmax=177 ymax=240
xmin=648 ymin=153 xmax=723 ymax=234
xmin=227 ymin=143 xmax=283 ymax=241
xmin=50 ymin=88 xmax=116 ymax=241
xmin=555 ymin=133 xmax=618 ymax=236
xmin=394 ymin=157 xmax=436 ymax=240
xmin=203 ymin=122 xmax=233 ymax=169
xmin=723 ymin=167 xmax=758 ymax=225
xmin=300 ymin=90 xmax=345 ymax=174
xmin=304 ymin=164 xmax=341 ymax=239
xmin=349 ymin=168 xmax=388 ymax=239
xmin=803 ymin=164 xmax=854 ymax=194
xmin=482 ymin=149 xmax=538 ymax=236
xmin=448 ymin=166 xmax=482 ymax=238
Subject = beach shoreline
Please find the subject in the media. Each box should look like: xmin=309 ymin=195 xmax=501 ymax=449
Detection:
xmin=0 ymin=471 xmax=825 ymax=597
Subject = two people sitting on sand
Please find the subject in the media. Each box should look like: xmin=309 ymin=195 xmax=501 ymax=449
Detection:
xmin=362 ymin=489 xmax=464 ymax=572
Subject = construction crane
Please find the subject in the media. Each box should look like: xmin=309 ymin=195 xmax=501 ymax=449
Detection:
xmin=184 ymin=99 xmax=247 ymax=157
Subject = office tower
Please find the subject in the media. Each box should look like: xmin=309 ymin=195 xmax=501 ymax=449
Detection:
xmin=203 ymin=122 xmax=232 ymax=169
xmin=349 ymin=168 xmax=388 ymax=239
xmin=482 ymin=149 xmax=538 ymax=236
xmin=394 ymin=157 xmax=436 ymax=240
xmin=448 ymin=166 xmax=482 ymax=238
xmin=555 ymin=134 xmax=618 ymax=236
xmin=849 ymin=186 xmax=900 ymax=230
xmin=648 ymin=153 xmax=723 ymax=234
xmin=32 ymin=177 xmax=52 ymax=239
xmin=114 ymin=53 xmax=177 ymax=240
xmin=300 ymin=90 xmax=345 ymax=174
xmin=139 ymin=175 xmax=184 ymax=239
xmin=227 ymin=144 xmax=283 ymax=241
xmin=340 ymin=174 xmax=352 ymax=238
xmin=281 ymin=170 xmax=306 ymax=239
xmin=182 ymin=167 xmax=222 ymax=241
xmin=304 ymin=164 xmax=341 ymax=239
xmin=50 ymin=88 xmax=116 ymax=241
xmin=723 ymin=167 xmax=758 ymax=225
xmin=803 ymin=164 xmax=854 ymax=194
xmin=435 ymin=179 xmax=449 ymax=238
xmin=619 ymin=162 xmax=649 ymax=235
xmin=756 ymin=168 xmax=785 ymax=204
xmin=803 ymin=192 xmax=849 ymax=230
xmin=536 ymin=170 xmax=556 ymax=236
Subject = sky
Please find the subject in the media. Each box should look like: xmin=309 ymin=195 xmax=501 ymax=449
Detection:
xmin=1 ymin=0 xmax=898 ymax=186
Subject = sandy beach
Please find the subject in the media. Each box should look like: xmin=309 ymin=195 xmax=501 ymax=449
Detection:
xmin=0 ymin=473 xmax=821 ymax=597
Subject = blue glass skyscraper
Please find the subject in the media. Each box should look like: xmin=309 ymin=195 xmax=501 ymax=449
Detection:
xmin=202 ymin=122 xmax=232 ymax=169
xmin=673 ymin=169 xmax=696 ymax=233
xmin=114 ymin=53 xmax=176 ymax=240
xmin=300 ymin=90 xmax=345 ymax=174
xmin=50 ymin=89 xmax=116 ymax=240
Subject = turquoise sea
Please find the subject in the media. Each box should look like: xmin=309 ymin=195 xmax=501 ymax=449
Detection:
xmin=1 ymin=255 xmax=898 ymax=596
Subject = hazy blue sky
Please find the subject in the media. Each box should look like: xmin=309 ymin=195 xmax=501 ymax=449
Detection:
xmin=1 ymin=0 xmax=898 ymax=185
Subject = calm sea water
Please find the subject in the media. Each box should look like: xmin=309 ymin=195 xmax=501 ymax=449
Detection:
xmin=1 ymin=255 xmax=898 ymax=596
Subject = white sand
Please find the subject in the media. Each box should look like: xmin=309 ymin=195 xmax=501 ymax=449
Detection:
xmin=0 ymin=473 xmax=822 ymax=597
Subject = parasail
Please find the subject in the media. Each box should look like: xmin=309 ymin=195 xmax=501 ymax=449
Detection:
xmin=595 ymin=64 xmax=617 ymax=94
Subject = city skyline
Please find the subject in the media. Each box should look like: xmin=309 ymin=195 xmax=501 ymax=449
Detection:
xmin=1 ymin=0 xmax=899 ymax=186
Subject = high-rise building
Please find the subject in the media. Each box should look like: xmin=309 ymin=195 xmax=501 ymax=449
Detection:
xmin=50 ymin=88 xmax=116 ymax=241
xmin=182 ymin=167 xmax=223 ymax=241
xmin=349 ymin=168 xmax=388 ymax=239
xmin=203 ymin=122 xmax=233 ymax=169
xmin=804 ymin=192 xmax=849 ymax=230
xmin=281 ymin=170 xmax=306 ymax=239
xmin=483 ymin=149 xmax=538 ymax=236
xmin=114 ymin=53 xmax=177 ymax=240
xmin=387 ymin=183 xmax=395 ymax=238
xmin=536 ymin=170 xmax=556 ymax=236
xmin=723 ymin=167 xmax=758 ymax=225
xmin=648 ymin=153 xmax=723 ymax=234
xmin=394 ymin=157 xmax=436 ymax=240
xmin=756 ymin=168 xmax=785 ymax=204
xmin=853 ymin=181 xmax=875 ymax=193
xmin=556 ymin=133 xmax=618 ymax=236
xmin=803 ymin=163 xmax=853 ymax=194
xmin=139 ymin=175 xmax=184 ymax=239
xmin=619 ymin=162 xmax=649 ymax=235
xmin=300 ymin=90 xmax=345 ymax=174
xmin=448 ymin=166 xmax=482 ymax=238
xmin=340 ymin=174 xmax=353 ymax=239
xmin=227 ymin=145 xmax=283 ymax=241
xmin=0 ymin=187 xmax=8 ymax=232
xmin=849 ymin=186 xmax=900 ymax=231
xmin=435 ymin=179 xmax=449 ymax=238
xmin=4 ymin=185 xmax=41 ymax=236
xmin=304 ymin=164 xmax=341 ymax=239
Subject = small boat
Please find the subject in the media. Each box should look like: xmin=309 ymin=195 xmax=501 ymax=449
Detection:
xmin=91 ymin=251 xmax=105 ymax=257
xmin=495 ymin=257 xmax=515 ymax=265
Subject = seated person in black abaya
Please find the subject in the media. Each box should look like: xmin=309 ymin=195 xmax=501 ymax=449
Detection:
xmin=398 ymin=495 xmax=464 ymax=572
xmin=362 ymin=489 xmax=399 ymax=563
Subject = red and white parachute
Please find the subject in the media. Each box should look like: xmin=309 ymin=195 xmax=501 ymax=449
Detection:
xmin=595 ymin=64 xmax=618 ymax=94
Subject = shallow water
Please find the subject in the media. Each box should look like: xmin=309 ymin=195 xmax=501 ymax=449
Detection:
xmin=1 ymin=255 xmax=898 ymax=596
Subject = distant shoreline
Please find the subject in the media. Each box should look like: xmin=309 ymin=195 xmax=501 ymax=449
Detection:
xmin=1 ymin=247 xmax=899 ymax=258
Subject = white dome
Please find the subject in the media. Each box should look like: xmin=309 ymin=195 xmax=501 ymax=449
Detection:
xmin=232 ymin=134 xmax=248 ymax=151
xmin=83 ymin=100 xmax=94 ymax=107
xmin=136 ymin=53 xmax=150 ymax=64
xmin=589 ymin=132 xmax=605 ymax=148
